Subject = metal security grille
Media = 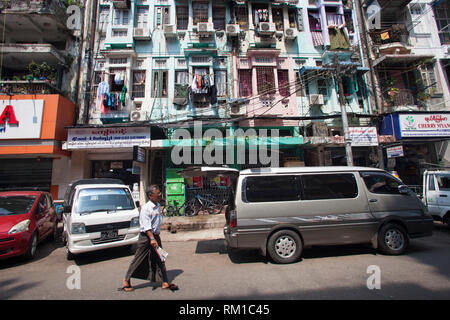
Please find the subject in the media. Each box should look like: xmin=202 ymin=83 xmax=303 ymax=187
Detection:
xmin=256 ymin=67 xmax=275 ymax=95
xmin=0 ymin=158 xmax=52 ymax=192
xmin=277 ymin=69 xmax=290 ymax=97
xmin=239 ymin=69 xmax=252 ymax=97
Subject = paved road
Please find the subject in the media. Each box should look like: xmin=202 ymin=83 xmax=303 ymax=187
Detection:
xmin=1 ymin=223 xmax=449 ymax=300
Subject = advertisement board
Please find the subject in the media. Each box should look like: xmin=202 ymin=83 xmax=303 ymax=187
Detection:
xmin=399 ymin=114 xmax=450 ymax=138
xmin=0 ymin=100 xmax=44 ymax=139
xmin=67 ymin=127 xmax=151 ymax=149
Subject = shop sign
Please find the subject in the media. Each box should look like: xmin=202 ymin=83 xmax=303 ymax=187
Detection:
xmin=67 ymin=126 xmax=151 ymax=149
xmin=0 ymin=100 xmax=44 ymax=139
xmin=399 ymin=114 xmax=450 ymax=138
xmin=349 ymin=127 xmax=378 ymax=146
xmin=386 ymin=145 xmax=404 ymax=158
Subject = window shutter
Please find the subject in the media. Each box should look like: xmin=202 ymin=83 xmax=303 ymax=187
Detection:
xmin=297 ymin=8 xmax=304 ymax=31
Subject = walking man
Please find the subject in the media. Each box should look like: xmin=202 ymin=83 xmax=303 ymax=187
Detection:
xmin=120 ymin=185 xmax=178 ymax=292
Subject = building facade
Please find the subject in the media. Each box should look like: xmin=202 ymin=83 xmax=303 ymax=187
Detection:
xmin=0 ymin=0 xmax=80 ymax=199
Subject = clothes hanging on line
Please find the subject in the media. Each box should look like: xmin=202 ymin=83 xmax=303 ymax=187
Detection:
xmin=97 ymin=81 xmax=110 ymax=97
xmin=191 ymin=74 xmax=211 ymax=94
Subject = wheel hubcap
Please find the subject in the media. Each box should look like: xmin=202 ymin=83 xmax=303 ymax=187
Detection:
xmin=385 ymin=229 xmax=404 ymax=250
xmin=275 ymin=235 xmax=296 ymax=258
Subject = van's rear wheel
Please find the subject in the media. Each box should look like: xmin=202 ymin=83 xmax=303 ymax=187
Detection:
xmin=378 ymin=223 xmax=408 ymax=255
xmin=267 ymin=230 xmax=302 ymax=264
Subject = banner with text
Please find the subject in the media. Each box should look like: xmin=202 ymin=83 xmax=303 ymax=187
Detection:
xmin=67 ymin=127 xmax=151 ymax=149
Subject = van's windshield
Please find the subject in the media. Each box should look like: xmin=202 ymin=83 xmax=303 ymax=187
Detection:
xmin=75 ymin=188 xmax=135 ymax=215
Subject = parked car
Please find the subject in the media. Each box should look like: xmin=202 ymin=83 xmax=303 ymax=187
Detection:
xmin=62 ymin=179 xmax=140 ymax=260
xmin=0 ymin=191 xmax=58 ymax=260
xmin=180 ymin=166 xmax=434 ymax=264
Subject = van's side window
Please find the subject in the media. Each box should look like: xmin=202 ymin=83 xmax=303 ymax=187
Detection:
xmin=244 ymin=176 xmax=300 ymax=202
xmin=301 ymin=174 xmax=358 ymax=200
xmin=361 ymin=172 xmax=401 ymax=194
xmin=428 ymin=175 xmax=435 ymax=191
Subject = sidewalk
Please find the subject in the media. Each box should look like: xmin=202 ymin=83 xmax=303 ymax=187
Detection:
xmin=160 ymin=213 xmax=226 ymax=242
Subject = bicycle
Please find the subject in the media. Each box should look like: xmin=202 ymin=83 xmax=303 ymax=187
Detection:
xmin=184 ymin=193 xmax=224 ymax=216
xmin=165 ymin=199 xmax=186 ymax=217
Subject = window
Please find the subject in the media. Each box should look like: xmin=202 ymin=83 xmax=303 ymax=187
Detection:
xmin=317 ymin=78 xmax=328 ymax=96
xmin=325 ymin=7 xmax=344 ymax=27
xmin=213 ymin=6 xmax=226 ymax=30
xmin=256 ymin=67 xmax=275 ymax=95
xmin=252 ymin=4 xmax=269 ymax=26
xmin=277 ymin=70 xmax=290 ymax=97
xmin=288 ymin=9 xmax=297 ymax=28
xmin=244 ymin=176 xmax=300 ymax=202
xmin=214 ymin=70 xmax=227 ymax=96
xmin=239 ymin=69 xmax=252 ymax=97
xmin=98 ymin=6 xmax=110 ymax=29
xmin=114 ymin=9 xmax=129 ymax=25
xmin=302 ymin=174 xmax=358 ymax=200
xmin=360 ymin=172 xmax=402 ymax=195
xmin=436 ymin=175 xmax=450 ymax=191
xmin=175 ymin=70 xmax=189 ymax=98
xmin=420 ymin=63 xmax=440 ymax=93
xmin=272 ymin=8 xmax=284 ymax=31
xmin=193 ymin=2 xmax=209 ymax=25
xmin=155 ymin=6 xmax=170 ymax=28
xmin=152 ymin=70 xmax=168 ymax=97
xmin=308 ymin=10 xmax=321 ymax=31
xmin=135 ymin=6 xmax=148 ymax=29
xmin=235 ymin=5 xmax=249 ymax=30
xmin=132 ymin=70 xmax=146 ymax=98
xmin=176 ymin=5 xmax=188 ymax=30
xmin=75 ymin=188 xmax=134 ymax=214
xmin=344 ymin=10 xmax=354 ymax=33
xmin=434 ymin=2 xmax=450 ymax=44
xmin=109 ymin=68 xmax=126 ymax=92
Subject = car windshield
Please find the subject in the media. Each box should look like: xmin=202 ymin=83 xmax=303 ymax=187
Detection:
xmin=75 ymin=188 xmax=135 ymax=214
xmin=0 ymin=196 xmax=37 ymax=216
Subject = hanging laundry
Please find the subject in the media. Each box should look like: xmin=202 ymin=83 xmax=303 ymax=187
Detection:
xmin=120 ymin=85 xmax=127 ymax=106
xmin=97 ymin=81 xmax=110 ymax=97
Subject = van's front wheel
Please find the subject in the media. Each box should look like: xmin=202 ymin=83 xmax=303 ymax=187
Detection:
xmin=267 ymin=230 xmax=302 ymax=264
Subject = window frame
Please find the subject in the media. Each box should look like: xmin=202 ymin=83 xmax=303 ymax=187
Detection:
xmin=242 ymin=175 xmax=301 ymax=203
xmin=300 ymin=173 xmax=359 ymax=200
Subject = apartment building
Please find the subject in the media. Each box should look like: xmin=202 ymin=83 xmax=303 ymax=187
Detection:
xmin=0 ymin=0 xmax=79 ymax=199
xmin=358 ymin=0 xmax=450 ymax=185
xmin=64 ymin=0 xmax=379 ymax=204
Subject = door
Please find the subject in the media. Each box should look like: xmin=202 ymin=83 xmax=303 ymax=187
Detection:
xmin=435 ymin=173 xmax=450 ymax=217
xmin=425 ymin=173 xmax=440 ymax=216
xmin=360 ymin=171 xmax=423 ymax=220
xmin=36 ymin=195 xmax=49 ymax=240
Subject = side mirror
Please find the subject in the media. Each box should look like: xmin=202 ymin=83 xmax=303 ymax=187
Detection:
xmin=398 ymin=185 xmax=410 ymax=195
xmin=135 ymin=201 xmax=140 ymax=208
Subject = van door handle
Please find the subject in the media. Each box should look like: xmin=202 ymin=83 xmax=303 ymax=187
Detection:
xmin=369 ymin=199 xmax=378 ymax=203
xmin=439 ymin=195 xmax=447 ymax=197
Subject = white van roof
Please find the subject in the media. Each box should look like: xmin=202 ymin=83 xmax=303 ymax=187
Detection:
xmin=240 ymin=166 xmax=386 ymax=176
xmin=76 ymin=184 xmax=130 ymax=190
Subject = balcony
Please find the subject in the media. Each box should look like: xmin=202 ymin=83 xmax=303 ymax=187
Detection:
xmin=382 ymin=89 xmax=421 ymax=112
xmin=0 ymin=80 xmax=62 ymax=95
xmin=0 ymin=44 xmax=66 ymax=71
xmin=0 ymin=0 xmax=68 ymax=42
xmin=370 ymin=25 xmax=411 ymax=56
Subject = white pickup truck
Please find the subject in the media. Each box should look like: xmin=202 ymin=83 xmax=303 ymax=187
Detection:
xmin=422 ymin=170 xmax=450 ymax=228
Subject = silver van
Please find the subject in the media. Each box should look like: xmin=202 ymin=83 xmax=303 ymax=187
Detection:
xmin=220 ymin=166 xmax=433 ymax=264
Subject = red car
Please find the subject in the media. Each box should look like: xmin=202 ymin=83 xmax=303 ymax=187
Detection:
xmin=0 ymin=191 xmax=58 ymax=260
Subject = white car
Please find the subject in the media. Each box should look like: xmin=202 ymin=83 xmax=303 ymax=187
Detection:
xmin=423 ymin=170 xmax=450 ymax=227
xmin=62 ymin=183 xmax=140 ymax=260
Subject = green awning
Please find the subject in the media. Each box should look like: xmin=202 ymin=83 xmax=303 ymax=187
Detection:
xmin=162 ymin=136 xmax=303 ymax=148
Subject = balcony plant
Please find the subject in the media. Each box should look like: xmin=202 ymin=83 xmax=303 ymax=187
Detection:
xmin=27 ymin=61 xmax=56 ymax=83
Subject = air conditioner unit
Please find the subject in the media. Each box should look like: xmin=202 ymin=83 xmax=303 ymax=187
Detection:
xmin=226 ymin=24 xmax=240 ymax=36
xmin=163 ymin=24 xmax=177 ymax=37
xmin=197 ymin=22 xmax=214 ymax=35
xmin=258 ymin=22 xmax=276 ymax=35
xmin=230 ymin=105 xmax=246 ymax=116
xmin=130 ymin=110 xmax=146 ymax=122
xmin=309 ymin=94 xmax=324 ymax=105
xmin=133 ymin=28 xmax=151 ymax=40
xmin=284 ymin=28 xmax=297 ymax=40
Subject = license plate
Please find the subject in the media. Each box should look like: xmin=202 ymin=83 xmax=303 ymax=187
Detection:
xmin=100 ymin=230 xmax=118 ymax=240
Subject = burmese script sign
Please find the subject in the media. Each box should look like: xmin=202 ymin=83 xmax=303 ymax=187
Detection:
xmin=67 ymin=127 xmax=151 ymax=149
xmin=399 ymin=114 xmax=450 ymax=138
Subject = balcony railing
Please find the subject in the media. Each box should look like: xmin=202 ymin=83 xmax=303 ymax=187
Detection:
xmin=0 ymin=80 xmax=62 ymax=95
xmin=382 ymin=89 xmax=418 ymax=110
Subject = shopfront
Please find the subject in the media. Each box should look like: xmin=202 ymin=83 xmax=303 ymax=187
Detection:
xmin=380 ymin=112 xmax=450 ymax=185
xmin=64 ymin=125 xmax=151 ymax=204
xmin=0 ymin=95 xmax=75 ymax=199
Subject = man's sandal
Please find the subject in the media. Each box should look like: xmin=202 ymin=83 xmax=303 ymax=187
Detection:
xmin=117 ymin=285 xmax=134 ymax=292
xmin=162 ymin=283 xmax=179 ymax=291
